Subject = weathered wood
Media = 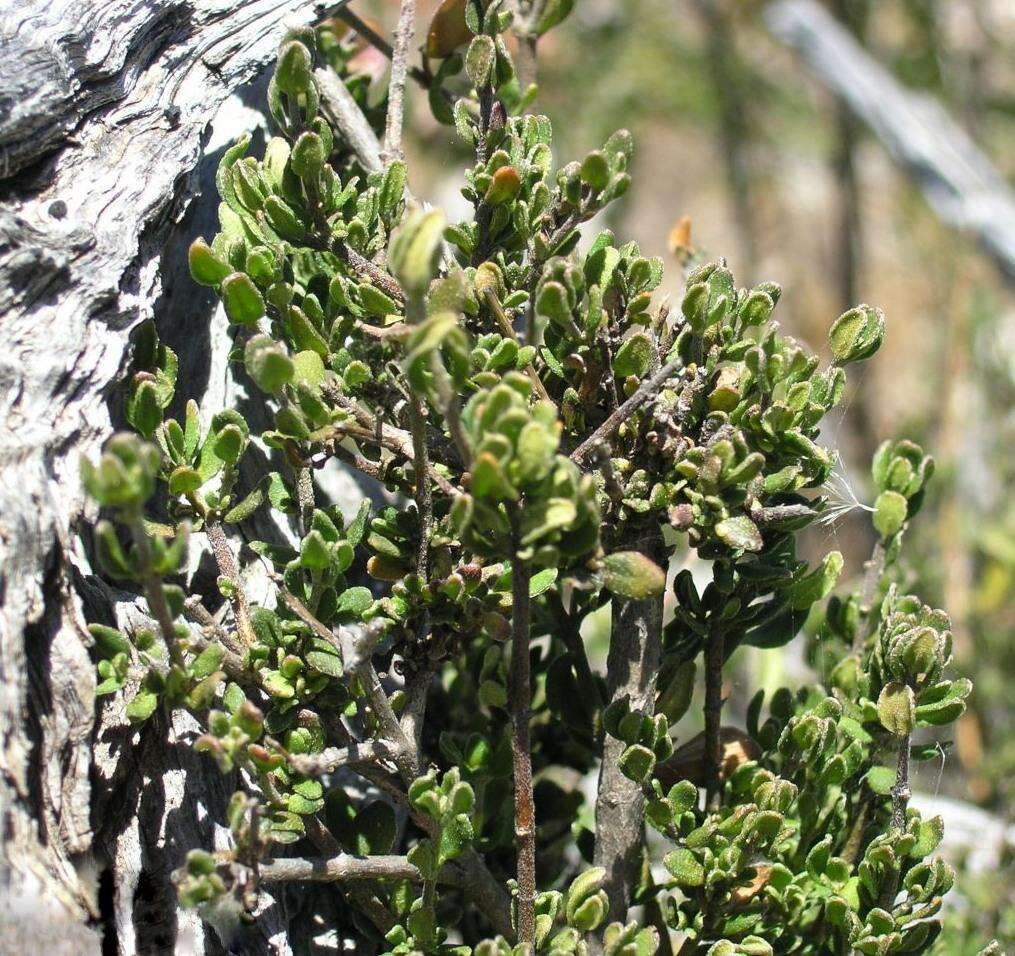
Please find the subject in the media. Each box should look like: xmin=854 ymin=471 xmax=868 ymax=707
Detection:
xmin=765 ymin=0 xmax=1015 ymax=283
xmin=0 ymin=0 xmax=351 ymax=951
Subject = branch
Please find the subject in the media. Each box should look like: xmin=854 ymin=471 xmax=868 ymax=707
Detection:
xmin=128 ymin=519 xmax=185 ymax=668
xmin=703 ymin=627 xmax=726 ymax=812
xmin=406 ymin=393 xmax=434 ymax=577
xmin=288 ymin=740 xmax=397 ymax=776
xmin=852 ymin=538 xmax=886 ymax=654
xmin=570 ymin=354 xmax=684 ymax=466
xmin=205 ymin=520 xmax=256 ymax=647
xmin=482 ymin=287 xmax=553 ymax=404
xmin=511 ymin=1 xmax=547 ymax=94
xmin=508 ymin=534 xmax=536 ymax=946
xmin=335 ymin=7 xmax=434 ymax=91
xmin=592 ymin=522 xmax=664 ymax=925
xmin=314 ymin=65 xmax=384 ymax=175
xmin=382 ymin=0 xmax=417 ymax=163
xmin=275 ymin=585 xmax=418 ymax=778
xmin=261 ymin=853 xmax=419 ymax=884
xmin=335 ymin=238 xmax=406 ymax=305
xmin=322 ymin=387 xmax=460 ymax=496
xmin=891 ymin=732 xmax=911 ymax=832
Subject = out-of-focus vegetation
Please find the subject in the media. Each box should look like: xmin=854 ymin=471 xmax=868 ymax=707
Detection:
xmin=357 ymin=1 xmax=1014 ymax=948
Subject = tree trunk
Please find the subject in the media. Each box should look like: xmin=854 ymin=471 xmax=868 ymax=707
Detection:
xmin=0 ymin=1 xmax=355 ymax=951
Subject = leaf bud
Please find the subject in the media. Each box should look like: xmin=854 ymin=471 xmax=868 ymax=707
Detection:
xmin=829 ymin=304 xmax=885 ymax=365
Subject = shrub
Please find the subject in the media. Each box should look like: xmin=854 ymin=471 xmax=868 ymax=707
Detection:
xmin=82 ymin=3 xmax=982 ymax=952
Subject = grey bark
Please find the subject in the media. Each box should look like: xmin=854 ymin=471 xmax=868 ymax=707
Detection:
xmin=0 ymin=0 xmax=358 ymax=952
xmin=765 ymin=0 xmax=1015 ymax=283
xmin=592 ymin=524 xmax=665 ymax=926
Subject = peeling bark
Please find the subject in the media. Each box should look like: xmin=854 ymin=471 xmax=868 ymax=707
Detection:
xmin=0 ymin=0 xmax=354 ymax=950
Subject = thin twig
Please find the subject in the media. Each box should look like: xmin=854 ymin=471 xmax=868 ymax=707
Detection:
xmin=878 ymin=732 xmax=912 ymax=911
xmin=322 ymin=387 xmax=459 ymax=496
xmin=511 ymin=1 xmax=547 ymax=93
xmin=335 ymin=241 xmax=406 ymax=305
xmin=129 ymin=519 xmax=185 ymax=668
xmin=570 ymin=354 xmax=684 ymax=466
xmin=296 ymin=466 xmax=314 ymax=533
xmin=406 ymin=394 xmax=433 ymax=576
xmin=509 ymin=531 xmax=536 ymax=946
xmin=205 ymin=520 xmax=256 ymax=647
xmin=891 ymin=732 xmax=911 ymax=831
xmin=383 ymin=0 xmax=417 ymax=163
xmin=853 ymin=538 xmax=886 ymax=654
xmin=703 ymin=626 xmax=726 ymax=812
xmin=264 ymin=850 xmax=371 ymax=882
xmin=261 ymin=852 xmax=470 ymax=886
xmin=482 ymin=287 xmax=553 ymax=403
xmin=335 ymin=6 xmax=434 ymax=91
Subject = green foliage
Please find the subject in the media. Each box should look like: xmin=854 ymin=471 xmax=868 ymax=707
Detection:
xmin=76 ymin=5 xmax=986 ymax=953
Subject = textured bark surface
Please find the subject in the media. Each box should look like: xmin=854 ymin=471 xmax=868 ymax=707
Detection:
xmin=0 ymin=1 xmax=353 ymax=951
xmin=592 ymin=524 xmax=665 ymax=926
xmin=766 ymin=0 xmax=1015 ymax=283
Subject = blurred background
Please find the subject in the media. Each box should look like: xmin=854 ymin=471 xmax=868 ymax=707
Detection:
xmin=354 ymin=1 xmax=1014 ymax=948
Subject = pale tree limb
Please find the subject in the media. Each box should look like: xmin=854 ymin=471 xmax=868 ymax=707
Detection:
xmin=261 ymin=852 xmax=418 ymax=884
xmin=314 ymin=65 xmax=384 ymax=174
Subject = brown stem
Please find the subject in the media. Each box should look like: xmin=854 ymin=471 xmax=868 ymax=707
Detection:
xmin=335 ymin=241 xmax=406 ymax=305
xmin=205 ymin=520 xmax=255 ymax=647
xmin=263 ymin=850 xmax=409 ymax=884
xmin=129 ymin=518 xmax=185 ymax=668
xmin=322 ymin=386 xmax=459 ymax=496
xmin=296 ymin=465 xmax=314 ymax=533
xmin=276 ymin=585 xmax=418 ymax=779
xmin=841 ymin=788 xmax=873 ymax=865
xmin=891 ymin=732 xmax=911 ymax=831
xmin=876 ymin=731 xmax=912 ymax=912
xmin=571 ymin=354 xmax=683 ymax=466
xmin=482 ymin=287 xmax=553 ymax=404
xmin=511 ymin=1 xmax=546 ymax=95
xmin=509 ymin=538 xmax=536 ymax=945
xmin=704 ymin=627 xmax=726 ymax=812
